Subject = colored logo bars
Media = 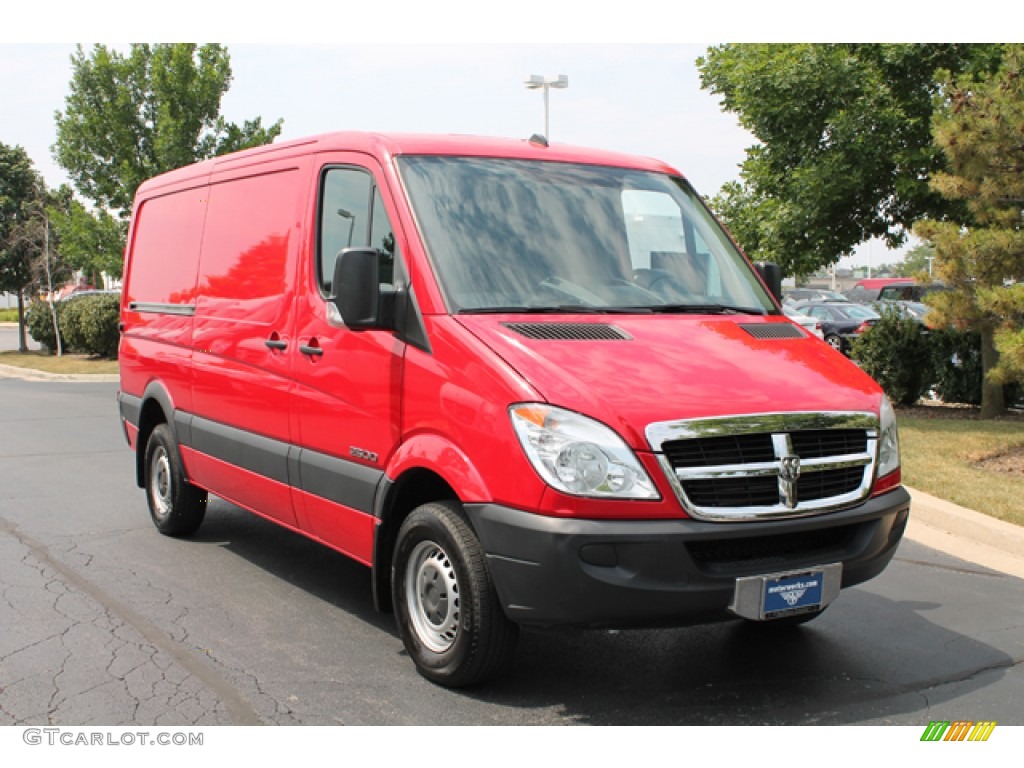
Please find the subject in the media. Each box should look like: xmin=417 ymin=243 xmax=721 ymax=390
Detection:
xmin=920 ymin=721 xmax=997 ymax=742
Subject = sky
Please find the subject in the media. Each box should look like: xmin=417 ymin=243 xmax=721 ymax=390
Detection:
xmin=2 ymin=2 xmax=1003 ymax=269
xmin=0 ymin=44 xmax=750 ymax=195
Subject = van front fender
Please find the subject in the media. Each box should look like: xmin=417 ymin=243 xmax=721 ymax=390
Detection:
xmin=384 ymin=434 xmax=491 ymax=502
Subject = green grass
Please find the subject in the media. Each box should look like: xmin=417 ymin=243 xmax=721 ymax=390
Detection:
xmin=898 ymin=413 xmax=1024 ymax=526
xmin=0 ymin=308 xmax=19 ymax=322
xmin=0 ymin=351 xmax=119 ymax=375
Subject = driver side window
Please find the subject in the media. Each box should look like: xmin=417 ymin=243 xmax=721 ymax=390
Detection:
xmin=318 ymin=167 xmax=402 ymax=295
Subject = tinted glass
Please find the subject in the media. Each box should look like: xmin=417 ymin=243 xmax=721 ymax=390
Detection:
xmin=397 ymin=157 xmax=774 ymax=314
xmin=319 ymin=168 xmax=402 ymax=293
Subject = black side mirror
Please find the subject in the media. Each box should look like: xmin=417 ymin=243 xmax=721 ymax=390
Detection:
xmin=332 ymin=248 xmax=393 ymax=330
xmin=755 ymin=262 xmax=783 ymax=303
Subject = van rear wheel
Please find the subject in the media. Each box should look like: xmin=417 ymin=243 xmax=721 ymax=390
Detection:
xmin=392 ymin=501 xmax=518 ymax=687
xmin=145 ymin=424 xmax=207 ymax=536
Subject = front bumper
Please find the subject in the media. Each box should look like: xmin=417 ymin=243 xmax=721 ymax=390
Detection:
xmin=465 ymin=487 xmax=910 ymax=627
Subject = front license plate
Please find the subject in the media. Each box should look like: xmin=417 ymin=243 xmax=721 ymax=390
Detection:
xmin=728 ymin=563 xmax=842 ymax=621
xmin=762 ymin=570 xmax=823 ymax=618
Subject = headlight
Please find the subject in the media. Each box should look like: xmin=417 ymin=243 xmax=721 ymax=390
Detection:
xmin=877 ymin=394 xmax=901 ymax=478
xmin=509 ymin=404 xmax=659 ymax=499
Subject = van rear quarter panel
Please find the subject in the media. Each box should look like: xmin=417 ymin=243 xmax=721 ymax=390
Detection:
xmin=120 ymin=183 xmax=209 ymax=411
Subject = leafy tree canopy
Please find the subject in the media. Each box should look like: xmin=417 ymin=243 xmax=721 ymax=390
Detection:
xmin=47 ymin=186 xmax=125 ymax=282
xmin=698 ymin=44 xmax=1002 ymax=277
xmin=1 ymin=142 xmax=66 ymax=351
xmin=895 ymin=243 xmax=936 ymax=278
xmin=53 ymin=44 xmax=283 ymax=219
xmin=0 ymin=142 xmax=42 ymax=294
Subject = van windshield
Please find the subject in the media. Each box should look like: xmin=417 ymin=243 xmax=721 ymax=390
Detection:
xmin=397 ymin=157 xmax=776 ymax=315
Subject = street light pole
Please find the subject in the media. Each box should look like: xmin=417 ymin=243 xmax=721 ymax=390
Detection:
xmin=525 ymin=74 xmax=568 ymax=140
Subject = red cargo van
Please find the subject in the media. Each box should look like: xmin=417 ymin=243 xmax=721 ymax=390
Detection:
xmin=117 ymin=133 xmax=909 ymax=686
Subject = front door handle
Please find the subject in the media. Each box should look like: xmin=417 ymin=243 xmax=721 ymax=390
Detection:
xmin=299 ymin=342 xmax=324 ymax=357
xmin=265 ymin=339 xmax=288 ymax=351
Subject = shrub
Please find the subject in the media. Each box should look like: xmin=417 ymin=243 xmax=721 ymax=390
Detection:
xmin=852 ymin=308 xmax=934 ymax=406
xmin=58 ymin=296 xmax=90 ymax=353
xmin=25 ymin=294 xmax=121 ymax=358
xmin=929 ymin=327 xmax=984 ymax=405
xmin=930 ymin=327 xmax=1023 ymax=407
xmin=25 ymin=301 xmax=65 ymax=353
xmin=65 ymin=293 xmax=121 ymax=358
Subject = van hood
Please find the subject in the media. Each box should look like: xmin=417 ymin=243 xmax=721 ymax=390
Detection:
xmin=454 ymin=314 xmax=883 ymax=451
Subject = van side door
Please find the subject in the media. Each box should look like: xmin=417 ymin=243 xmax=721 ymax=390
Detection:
xmin=186 ymin=156 xmax=312 ymax=526
xmin=289 ymin=155 xmax=408 ymax=564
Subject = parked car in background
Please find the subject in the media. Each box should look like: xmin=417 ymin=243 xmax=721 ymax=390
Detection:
xmin=870 ymin=300 xmax=931 ymax=326
xmin=783 ymin=287 xmax=849 ymax=304
xmin=783 ymin=304 xmax=824 ymax=338
xmin=793 ymin=301 xmax=881 ymax=353
xmin=845 ymin=278 xmax=946 ymax=304
xmin=877 ymin=282 xmax=946 ymax=302
xmin=844 ymin=277 xmax=914 ymax=304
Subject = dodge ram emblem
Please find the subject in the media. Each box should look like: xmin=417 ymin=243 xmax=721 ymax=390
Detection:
xmin=778 ymin=455 xmax=801 ymax=508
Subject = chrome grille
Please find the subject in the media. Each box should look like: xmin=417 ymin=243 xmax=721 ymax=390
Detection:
xmin=647 ymin=412 xmax=879 ymax=521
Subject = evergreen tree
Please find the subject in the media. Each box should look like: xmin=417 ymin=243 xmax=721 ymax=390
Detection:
xmin=915 ymin=45 xmax=1024 ymax=417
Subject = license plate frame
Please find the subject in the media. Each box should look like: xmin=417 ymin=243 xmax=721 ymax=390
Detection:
xmin=729 ymin=563 xmax=843 ymax=621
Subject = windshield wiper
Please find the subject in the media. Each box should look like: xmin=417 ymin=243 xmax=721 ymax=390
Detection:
xmin=646 ymin=303 xmax=766 ymax=315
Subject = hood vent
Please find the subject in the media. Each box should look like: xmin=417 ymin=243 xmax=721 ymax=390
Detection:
xmin=740 ymin=323 xmax=804 ymax=340
xmin=502 ymin=322 xmax=631 ymax=341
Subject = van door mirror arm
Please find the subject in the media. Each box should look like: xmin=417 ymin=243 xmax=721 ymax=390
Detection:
xmin=755 ymin=261 xmax=783 ymax=303
xmin=331 ymin=247 xmax=395 ymax=331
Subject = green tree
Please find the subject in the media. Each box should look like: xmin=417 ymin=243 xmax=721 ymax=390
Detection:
xmin=896 ymin=243 xmax=936 ymax=278
xmin=54 ymin=44 xmax=283 ymax=222
xmin=698 ymin=44 xmax=1001 ymax=277
xmin=0 ymin=143 xmax=48 ymax=351
xmin=914 ymin=46 xmax=1024 ymax=417
xmin=47 ymin=186 xmax=125 ymax=285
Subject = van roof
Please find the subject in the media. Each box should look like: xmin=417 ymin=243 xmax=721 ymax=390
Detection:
xmin=134 ymin=132 xmax=682 ymax=197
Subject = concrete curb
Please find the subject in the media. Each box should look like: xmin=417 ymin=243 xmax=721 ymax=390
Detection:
xmin=905 ymin=486 xmax=1024 ymax=579
xmin=0 ymin=361 xmax=119 ymax=383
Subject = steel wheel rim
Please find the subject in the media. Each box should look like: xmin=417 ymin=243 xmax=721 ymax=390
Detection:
xmin=828 ymin=336 xmax=842 ymax=350
xmin=405 ymin=539 xmax=460 ymax=653
xmin=150 ymin=447 xmax=172 ymax=520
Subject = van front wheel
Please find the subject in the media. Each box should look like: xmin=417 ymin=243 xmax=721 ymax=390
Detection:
xmin=145 ymin=424 xmax=207 ymax=536
xmin=392 ymin=501 xmax=518 ymax=687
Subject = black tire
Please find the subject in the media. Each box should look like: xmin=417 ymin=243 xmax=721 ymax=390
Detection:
xmin=392 ymin=501 xmax=518 ymax=687
xmin=144 ymin=424 xmax=207 ymax=537
xmin=825 ymin=334 xmax=844 ymax=352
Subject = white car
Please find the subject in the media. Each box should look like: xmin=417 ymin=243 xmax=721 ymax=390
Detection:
xmin=784 ymin=304 xmax=824 ymax=338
